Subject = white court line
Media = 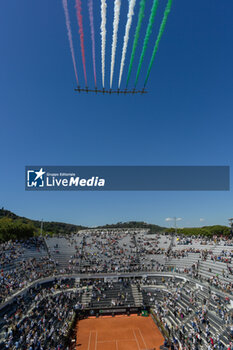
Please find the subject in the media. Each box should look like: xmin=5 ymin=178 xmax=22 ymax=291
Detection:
xmin=138 ymin=328 xmax=147 ymax=349
xmin=87 ymin=331 xmax=92 ymax=350
xmin=133 ymin=329 xmax=141 ymax=350
xmin=116 ymin=340 xmax=119 ymax=350
xmin=98 ymin=340 xmax=135 ymax=343
xmin=98 ymin=340 xmax=117 ymax=343
xmin=95 ymin=331 xmax=98 ymax=350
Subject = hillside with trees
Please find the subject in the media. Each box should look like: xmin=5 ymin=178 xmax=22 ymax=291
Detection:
xmin=166 ymin=225 xmax=231 ymax=237
xmin=0 ymin=208 xmax=231 ymax=242
xmin=0 ymin=208 xmax=86 ymax=241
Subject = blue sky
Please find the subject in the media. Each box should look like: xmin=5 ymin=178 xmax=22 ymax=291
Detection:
xmin=0 ymin=0 xmax=233 ymax=228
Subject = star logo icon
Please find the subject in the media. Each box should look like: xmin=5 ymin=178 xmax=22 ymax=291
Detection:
xmin=34 ymin=168 xmax=46 ymax=181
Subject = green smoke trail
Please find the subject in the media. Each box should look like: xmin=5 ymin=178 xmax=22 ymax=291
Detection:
xmin=126 ymin=0 xmax=146 ymax=88
xmin=144 ymin=0 xmax=172 ymax=87
xmin=134 ymin=0 xmax=159 ymax=87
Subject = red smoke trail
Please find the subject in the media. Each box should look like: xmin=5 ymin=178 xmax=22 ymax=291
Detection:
xmin=62 ymin=0 xmax=79 ymax=86
xmin=75 ymin=0 xmax=87 ymax=86
xmin=88 ymin=0 xmax=97 ymax=87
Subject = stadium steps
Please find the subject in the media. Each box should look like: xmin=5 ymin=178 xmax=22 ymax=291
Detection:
xmin=166 ymin=308 xmax=182 ymax=328
xmin=45 ymin=236 xmax=81 ymax=269
xmin=184 ymin=308 xmax=229 ymax=348
xmin=90 ymin=283 xmax=135 ymax=308
xmin=198 ymin=260 xmax=233 ymax=282
xmin=81 ymin=286 xmax=93 ymax=307
xmin=208 ymin=311 xmax=230 ymax=345
xmin=131 ymin=284 xmax=143 ymax=306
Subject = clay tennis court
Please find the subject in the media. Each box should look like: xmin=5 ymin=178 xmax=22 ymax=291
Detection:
xmin=76 ymin=314 xmax=164 ymax=350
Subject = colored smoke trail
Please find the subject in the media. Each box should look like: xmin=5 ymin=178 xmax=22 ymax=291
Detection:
xmin=62 ymin=0 xmax=79 ymax=85
xmin=144 ymin=0 xmax=172 ymax=86
xmin=75 ymin=0 xmax=87 ymax=86
xmin=100 ymin=0 xmax=107 ymax=88
xmin=126 ymin=0 xmax=146 ymax=88
xmin=135 ymin=0 xmax=159 ymax=87
xmin=88 ymin=0 xmax=97 ymax=87
xmin=110 ymin=0 xmax=121 ymax=89
xmin=118 ymin=0 xmax=136 ymax=88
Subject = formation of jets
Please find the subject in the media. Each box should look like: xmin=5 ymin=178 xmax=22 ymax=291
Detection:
xmin=74 ymin=87 xmax=147 ymax=95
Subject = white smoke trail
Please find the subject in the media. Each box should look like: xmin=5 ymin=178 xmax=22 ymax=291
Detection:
xmin=62 ymin=0 xmax=79 ymax=85
xmin=110 ymin=0 xmax=121 ymax=88
xmin=118 ymin=0 xmax=136 ymax=88
xmin=100 ymin=0 xmax=107 ymax=88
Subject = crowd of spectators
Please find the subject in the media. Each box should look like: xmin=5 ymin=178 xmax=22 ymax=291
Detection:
xmin=1 ymin=232 xmax=233 ymax=349
xmin=0 ymin=241 xmax=23 ymax=269
xmin=89 ymin=279 xmax=134 ymax=308
xmin=1 ymin=280 xmax=83 ymax=349
xmin=141 ymin=277 xmax=233 ymax=350
xmin=0 ymin=256 xmax=58 ymax=304
xmin=0 ymin=238 xmax=46 ymax=269
xmin=1 ymin=233 xmax=233 ymax=305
